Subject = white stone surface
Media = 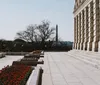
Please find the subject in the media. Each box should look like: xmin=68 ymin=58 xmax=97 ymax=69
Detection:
xmin=0 ymin=55 xmax=23 ymax=70
xmin=42 ymin=52 xmax=100 ymax=85
xmin=27 ymin=67 xmax=41 ymax=85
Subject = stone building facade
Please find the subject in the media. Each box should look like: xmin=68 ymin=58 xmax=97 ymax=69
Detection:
xmin=73 ymin=0 xmax=100 ymax=52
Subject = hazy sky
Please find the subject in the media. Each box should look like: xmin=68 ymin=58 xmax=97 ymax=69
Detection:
xmin=0 ymin=0 xmax=74 ymax=41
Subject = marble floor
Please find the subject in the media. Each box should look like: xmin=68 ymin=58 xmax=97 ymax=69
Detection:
xmin=42 ymin=52 xmax=100 ymax=85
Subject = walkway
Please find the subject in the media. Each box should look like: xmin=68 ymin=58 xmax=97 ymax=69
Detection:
xmin=0 ymin=55 xmax=23 ymax=70
xmin=42 ymin=52 xmax=100 ymax=85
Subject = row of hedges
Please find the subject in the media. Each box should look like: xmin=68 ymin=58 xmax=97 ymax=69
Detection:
xmin=0 ymin=40 xmax=73 ymax=52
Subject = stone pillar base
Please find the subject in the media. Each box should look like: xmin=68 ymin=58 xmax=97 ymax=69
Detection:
xmin=78 ymin=43 xmax=80 ymax=50
xmin=83 ymin=42 xmax=87 ymax=51
xmin=80 ymin=43 xmax=83 ymax=50
xmin=74 ymin=43 xmax=77 ymax=49
xmin=92 ymin=41 xmax=98 ymax=52
xmin=76 ymin=43 xmax=79 ymax=50
xmin=87 ymin=42 xmax=92 ymax=51
xmin=83 ymin=43 xmax=85 ymax=50
xmin=73 ymin=43 xmax=75 ymax=49
xmin=98 ymin=41 xmax=100 ymax=52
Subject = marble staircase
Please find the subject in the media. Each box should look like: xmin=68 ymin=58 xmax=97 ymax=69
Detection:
xmin=67 ymin=50 xmax=100 ymax=69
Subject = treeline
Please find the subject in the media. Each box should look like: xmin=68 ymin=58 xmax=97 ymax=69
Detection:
xmin=0 ymin=39 xmax=73 ymax=52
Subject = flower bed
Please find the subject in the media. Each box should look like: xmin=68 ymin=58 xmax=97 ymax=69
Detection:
xmin=0 ymin=65 xmax=33 ymax=85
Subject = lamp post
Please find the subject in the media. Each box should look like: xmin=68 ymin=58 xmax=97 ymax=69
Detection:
xmin=21 ymin=44 xmax=23 ymax=52
xmin=14 ymin=44 xmax=16 ymax=52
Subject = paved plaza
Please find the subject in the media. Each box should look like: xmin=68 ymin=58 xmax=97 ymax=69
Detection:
xmin=0 ymin=52 xmax=100 ymax=85
xmin=0 ymin=55 xmax=23 ymax=70
xmin=42 ymin=52 xmax=100 ymax=85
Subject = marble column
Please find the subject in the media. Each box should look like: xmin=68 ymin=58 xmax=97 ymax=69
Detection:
xmin=87 ymin=3 xmax=93 ymax=51
xmin=83 ymin=7 xmax=86 ymax=50
xmin=76 ymin=15 xmax=79 ymax=50
xmin=74 ymin=17 xmax=76 ymax=49
xmin=79 ymin=13 xmax=81 ymax=50
xmin=75 ymin=17 xmax=77 ymax=49
xmin=98 ymin=0 xmax=100 ymax=52
xmin=92 ymin=0 xmax=99 ymax=52
xmin=77 ymin=13 xmax=81 ymax=50
xmin=80 ymin=10 xmax=84 ymax=50
xmin=83 ymin=7 xmax=88 ymax=50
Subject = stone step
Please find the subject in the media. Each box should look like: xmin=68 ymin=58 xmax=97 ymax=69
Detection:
xmin=78 ymin=53 xmax=100 ymax=60
xmin=68 ymin=51 xmax=100 ymax=64
xmin=67 ymin=50 xmax=100 ymax=69
xmin=70 ymin=51 xmax=100 ymax=61
xmin=77 ymin=51 xmax=100 ymax=57
xmin=71 ymin=53 xmax=100 ymax=65
xmin=68 ymin=50 xmax=100 ymax=60
xmin=67 ymin=53 xmax=100 ymax=70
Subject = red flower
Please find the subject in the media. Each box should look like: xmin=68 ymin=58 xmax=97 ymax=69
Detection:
xmin=0 ymin=65 xmax=33 ymax=85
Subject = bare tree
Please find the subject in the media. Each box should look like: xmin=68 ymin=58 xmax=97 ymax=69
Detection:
xmin=16 ymin=20 xmax=55 ymax=48
xmin=37 ymin=20 xmax=55 ymax=43
xmin=16 ymin=24 xmax=37 ymax=42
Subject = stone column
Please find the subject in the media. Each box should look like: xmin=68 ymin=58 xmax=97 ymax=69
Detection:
xmin=90 ymin=1 xmax=94 ymax=51
xmin=80 ymin=10 xmax=84 ymax=50
xmin=87 ymin=3 xmax=92 ymax=51
xmin=86 ymin=6 xmax=89 ymax=51
xmin=76 ymin=15 xmax=79 ymax=50
xmin=79 ymin=13 xmax=81 ymax=50
xmin=75 ymin=16 xmax=77 ymax=49
xmin=80 ymin=12 xmax=82 ymax=50
xmin=74 ymin=17 xmax=76 ymax=49
xmin=77 ymin=15 xmax=79 ymax=50
xmin=75 ymin=17 xmax=77 ymax=49
xmin=92 ymin=0 xmax=99 ymax=52
xmin=83 ymin=7 xmax=86 ymax=50
xmin=98 ymin=0 xmax=100 ymax=52
xmin=82 ymin=9 xmax=85 ymax=50
xmin=77 ymin=13 xmax=81 ymax=50
xmin=83 ymin=7 xmax=88 ymax=50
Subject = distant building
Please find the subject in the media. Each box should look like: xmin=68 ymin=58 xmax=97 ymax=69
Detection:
xmin=73 ymin=0 xmax=100 ymax=52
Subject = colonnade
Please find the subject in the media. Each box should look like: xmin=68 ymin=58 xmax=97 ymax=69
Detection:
xmin=74 ymin=0 xmax=100 ymax=52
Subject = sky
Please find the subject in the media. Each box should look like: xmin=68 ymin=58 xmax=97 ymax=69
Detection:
xmin=0 ymin=0 xmax=74 ymax=41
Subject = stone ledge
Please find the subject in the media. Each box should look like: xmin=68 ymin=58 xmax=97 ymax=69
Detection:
xmin=5 ymin=52 xmax=29 ymax=55
xmin=26 ymin=67 xmax=43 ymax=85
xmin=12 ymin=59 xmax=44 ymax=66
